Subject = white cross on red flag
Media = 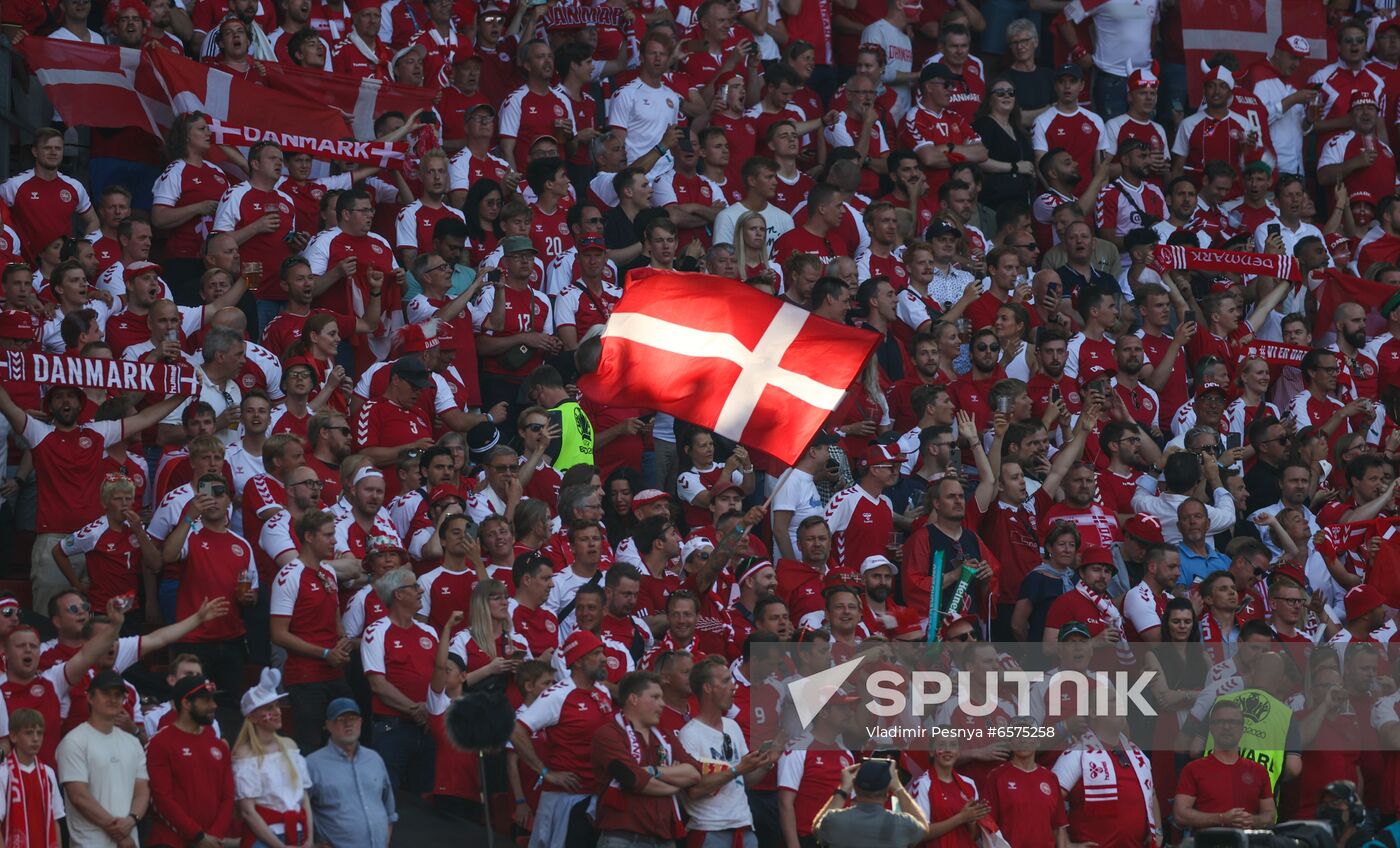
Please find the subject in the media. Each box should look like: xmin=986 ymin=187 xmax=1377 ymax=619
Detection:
xmin=578 ymin=273 xmax=879 ymax=467
xmin=1181 ymin=0 xmax=1330 ymax=99
xmin=16 ymin=36 xmax=351 ymax=145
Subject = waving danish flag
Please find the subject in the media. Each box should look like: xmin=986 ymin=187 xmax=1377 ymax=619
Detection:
xmin=579 ymin=273 xmax=878 ymax=466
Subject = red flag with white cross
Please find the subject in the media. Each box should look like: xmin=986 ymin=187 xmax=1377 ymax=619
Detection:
xmin=579 ymin=273 xmax=879 ymax=467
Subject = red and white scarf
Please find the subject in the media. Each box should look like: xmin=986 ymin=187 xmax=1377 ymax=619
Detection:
xmin=605 ymin=714 xmax=685 ymax=837
xmin=1075 ymin=582 xmax=1134 ymax=667
xmin=4 ymin=754 xmax=58 ymax=848
xmin=1079 ymin=732 xmax=1159 ymax=843
xmin=1153 ymin=244 xmax=1301 ymax=282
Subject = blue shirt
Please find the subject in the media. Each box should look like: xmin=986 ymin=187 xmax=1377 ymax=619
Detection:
xmin=305 ymin=742 xmax=397 ymax=848
xmin=1177 ymin=542 xmax=1231 ymax=586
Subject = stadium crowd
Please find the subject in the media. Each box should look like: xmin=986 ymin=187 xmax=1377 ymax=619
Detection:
xmin=1 ymin=0 xmax=1400 ymax=845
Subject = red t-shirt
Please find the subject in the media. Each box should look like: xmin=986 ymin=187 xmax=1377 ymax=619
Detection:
xmin=360 ymin=617 xmax=438 ymax=716
xmin=25 ymin=418 xmax=123 ymax=535
xmin=269 ymin=559 xmax=343 ymax=684
xmin=212 ymin=183 xmax=298 ymax=300
xmin=985 ymin=763 xmax=1068 ymax=848
xmin=175 ymin=527 xmax=256 ymax=641
xmin=1175 ymin=754 xmax=1272 ymax=813
xmin=151 ymin=160 xmax=230 ymax=259
xmin=516 ymin=679 xmax=616 ymax=784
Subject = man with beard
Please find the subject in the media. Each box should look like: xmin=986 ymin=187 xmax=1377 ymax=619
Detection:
xmin=513 ymin=630 xmax=616 ymax=848
xmin=1111 ymin=333 xmax=1164 ymax=435
xmin=1026 ymin=327 xmax=1082 ymax=420
xmin=1154 ymin=177 xmax=1212 ymax=248
xmin=1287 ymin=349 xmax=1372 ymax=440
xmin=886 ymin=334 xmax=945 ymax=433
xmin=775 ymin=517 xmax=836 ymax=631
xmin=1318 ymin=91 xmax=1395 ymax=205
xmin=0 ymin=383 xmax=180 ymax=617
xmin=145 ymin=676 xmax=235 ymax=848
xmin=1095 ymin=139 xmax=1167 ymax=250
xmin=1332 ymin=302 xmax=1379 ymax=402
xmin=1121 ymin=542 xmax=1179 ymax=641
xmin=1040 ymin=463 xmax=1122 ymax=551
xmin=1172 ymin=64 xmax=1257 ymax=182
xmin=949 ymin=328 xmax=1006 ymax=429
xmin=858 ymin=555 xmax=905 ymax=638
xmin=333 ymin=468 xmax=401 ymax=565
xmin=901 ymin=475 xmax=995 ymax=621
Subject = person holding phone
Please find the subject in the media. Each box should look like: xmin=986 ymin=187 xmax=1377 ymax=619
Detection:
xmin=161 ymin=473 xmax=259 ymax=730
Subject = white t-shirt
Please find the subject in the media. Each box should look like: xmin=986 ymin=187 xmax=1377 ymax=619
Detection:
xmin=861 ymin=18 xmax=914 ymax=121
xmin=56 ymin=723 xmax=147 ymax=848
xmin=609 ymin=78 xmax=684 ymax=181
xmin=1068 ymin=0 xmax=1159 ymax=77
xmin=677 ymin=716 xmax=753 ymax=831
xmin=771 ymin=468 xmax=824 ymax=554
xmin=712 ymin=202 xmax=794 ymax=252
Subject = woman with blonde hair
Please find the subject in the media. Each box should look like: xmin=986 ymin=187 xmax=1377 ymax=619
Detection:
xmin=233 ymin=668 xmax=314 ymax=848
xmin=732 ymin=210 xmax=782 ymax=287
xmin=1222 ymin=356 xmax=1280 ymax=455
xmin=52 ymin=472 xmax=159 ymax=615
xmin=457 ymin=578 xmax=527 ymax=690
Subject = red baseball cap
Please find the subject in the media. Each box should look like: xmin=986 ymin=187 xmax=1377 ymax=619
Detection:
xmin=1079 ymin=363 xmax=1117 ymax=385
xmin=562 ymin=630 xmax=604 ymax=666
xmin=1345 ymin=584 xmax=1385 ymax=621
xmin=428 ymin=484 xmax=465 ymax=505
xmin=1123 ymin=514 xmax=1165 ymax=544
xmin=864 ymin=444 xmax=900 ymax=467
xmin=125 ymin=260 xmax=162 ymax=279
xmin=1197 ymin=381 xmax=1229 ymax=397
xmin=394 ymin=322 xmax=441 ymax=356
xmin=1276 ymin=34 xmax=1311 ymax=58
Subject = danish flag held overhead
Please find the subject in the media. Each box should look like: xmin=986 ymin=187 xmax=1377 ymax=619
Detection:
xmin=580 ymin=273 xmax=878 ymax=467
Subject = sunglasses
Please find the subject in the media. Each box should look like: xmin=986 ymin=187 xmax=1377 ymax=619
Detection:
xmin=330 ymin=426 xmax=352 ymax=436
xmin=65 ymin=602 xmax=91 ymax=614
xmin=524 ymin=423 xmax=547 ymax=432
xmin=974 ymin=343 xmax=1001 ymax=353
xmin=991 ymin=88 xmax=1015 ymax=97
xmin=489 ymin=464 xmax=517 ymax=473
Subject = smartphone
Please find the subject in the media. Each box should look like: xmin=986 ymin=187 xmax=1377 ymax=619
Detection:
xmin=948 ymin=445 xmax=962 ymax=470
xmin=1268 ymin=222 xmax=1281 ymax=239
xmin=198 ymin=481 xmax=217 ymax=498
xmin=486 ymin=269 xmax=503 ymax=283
xmin=1184 ymin=309 xmax=1196 ymax=324
xmin=1049 ymin=386 xmax=1061 ymax=403
xmin=995 ymin=395 xmax=1012 ymax=414
xmin=1226 ymin=433 xmax=1242 ymax=452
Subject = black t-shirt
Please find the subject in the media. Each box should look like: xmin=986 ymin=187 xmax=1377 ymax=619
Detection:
xmin=1244 ymin=460 xmax=1283 ymax=514
xmin=972 ymin=115 xmax=1036 ymax=208
xmin=1005 ymin=66 xmax=1054 ymax=112
xmin=1057 ymin=263 xmax=1122 ymax=310
xmin=603 ymin=206 xmax=640 ymax=251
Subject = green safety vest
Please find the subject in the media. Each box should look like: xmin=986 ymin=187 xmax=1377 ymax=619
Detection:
xmin=1203 ymin=687 xmax=1293 ymax=793
xmin=553 ymin=400 xmax=595 ymax=472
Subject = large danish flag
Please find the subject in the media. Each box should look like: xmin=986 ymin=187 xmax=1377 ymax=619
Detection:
xmin=1181 ymin=0 xmax=1330 ymax=99
xmin=579 ymin=273 xmax=878 ymax=466
xmin=17 ymin=37 xmax=351 ymax=144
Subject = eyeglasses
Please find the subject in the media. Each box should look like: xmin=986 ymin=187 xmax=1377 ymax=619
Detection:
xmin=289 ymin=479 xmax=324 ymax=489
xmin=64 ymin=602 xmax=91 ymax=614
xmin=948 ymin=631 xmax=974 ymax=642
xmin=974 ymin=343 xmax=1001 ymax=352
xmin=349 ymin=206 xmax=375 ymax=215
xmin=991 ymin=88 xmax=1015 ymax=97
xmin=1317 ymin=365 xmax=1341 ymax=375
xmin=1272 ymin=596 xmax=1306 ymax=606
xmin=423 ymin=263 xmax=448 ymax=275
xmin=489 ymin=464 xmax=518 ymax=473
xmin=1117 ymin=435 xmax=1141 ymax=445
xmin=330 ymin=426 xmax=352 ymax=436
xmin=1007 ymin=37 xmax=1034 ymax=48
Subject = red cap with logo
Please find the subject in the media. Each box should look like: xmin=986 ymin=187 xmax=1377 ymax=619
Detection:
xmin=1123 ymin=513 xmax=1165 ymax=544
xmin=1350 ymin=90 xmax=1379 ymax=111
xmin=562 ymin=630 xmax=604 ymax=666
xmin=864 ymin=443 xmax=900 ymax=467
xmin=1276 ymin=34 xmax=1311 ymax=58
xmin=1345 ymin=583 xmax=1385 ymax=621
xmin=393 ymin=321 xmax=441 ymax=356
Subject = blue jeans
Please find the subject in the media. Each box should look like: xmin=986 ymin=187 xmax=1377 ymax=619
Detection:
xmin=696 ymin=831 xmax=757 ymax=848
xmin=158 ymin=578 xmax=179 ymax=625
xmin=980 ymin=0 xmax=1037 ymax=53
xmin=1093 ymin=71 xmax=1130 ymax=121
xmin=1156 ymin=62 xmax=1190 ymax=134
xmin=255 ymin=299 xmax=287 ymax=339
xmin=371 ymin=714 xmax=436 ymax=793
